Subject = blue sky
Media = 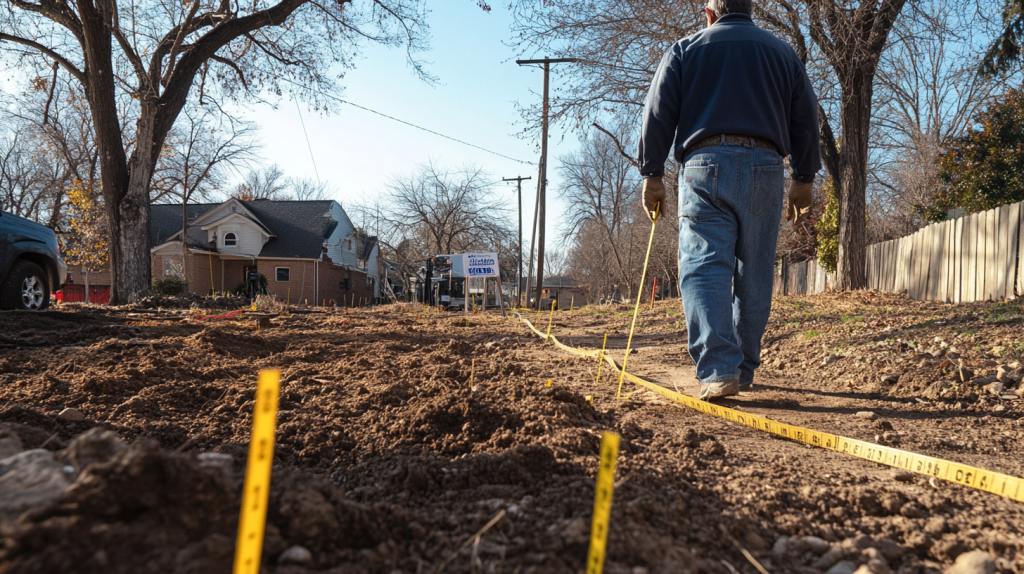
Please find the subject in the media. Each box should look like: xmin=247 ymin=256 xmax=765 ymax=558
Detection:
xmin=237 ymin=1 xmax=581 ymax=248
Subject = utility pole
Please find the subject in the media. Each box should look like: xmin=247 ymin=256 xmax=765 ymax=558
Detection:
xmin=516 ymin=57 xmax=578 ymax=309
xmin=503 ymin=175 xmax=531 ymax=306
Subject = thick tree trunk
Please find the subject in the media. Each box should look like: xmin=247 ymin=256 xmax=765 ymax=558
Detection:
xmin=835 ymin=77 xmax=872 ymax=291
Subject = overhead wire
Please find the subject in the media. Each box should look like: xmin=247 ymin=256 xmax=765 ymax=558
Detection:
xmin=277 ymin=77 xmax=537 ymax=166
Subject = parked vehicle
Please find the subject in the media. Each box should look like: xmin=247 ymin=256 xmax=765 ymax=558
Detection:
xmin=0 ymin=208 xmax=68 ymax=310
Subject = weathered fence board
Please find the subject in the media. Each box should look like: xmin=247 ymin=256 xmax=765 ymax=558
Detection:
xmin=965 ymin=214 xmax=977 ymax=302
xmin=774 ymin=199 xmax=1022 ymax=299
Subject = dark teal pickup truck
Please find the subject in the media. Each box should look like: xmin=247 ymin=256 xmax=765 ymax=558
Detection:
xmin=0 ymin=209 xmax=68 ymax=310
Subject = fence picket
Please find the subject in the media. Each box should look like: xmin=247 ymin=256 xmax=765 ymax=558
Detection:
xmin=917 ymin=227 xmax=928 ymax=300
xmin=997 ymin=205 xmax=1011 ymax=300
xmin=1009 ymin=202 xmax=1022 ymax=299
xmin=927 ymin=224 xmax=940 ymax=301
xmin=965 ymin=214 xmax=978 ymax=302
xmin=935 ymin=221 xmax=948 ymax=303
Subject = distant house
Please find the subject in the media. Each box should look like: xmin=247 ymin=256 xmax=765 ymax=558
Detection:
xmin=526 ymin=275 xmax=588 ymax=309
xmin=149 ymin=198 xmax=379 ymax=303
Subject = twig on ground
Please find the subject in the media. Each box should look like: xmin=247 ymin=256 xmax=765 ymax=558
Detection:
xmin=435 ymin=509 xmax=506 ymax=573
xmin=720 ymin=559 xmax=740 ymax=574
xmin=719 ymin=524 xmax=771 ymax=574
xmin=39 ymin=432 xmax=60 ymax=449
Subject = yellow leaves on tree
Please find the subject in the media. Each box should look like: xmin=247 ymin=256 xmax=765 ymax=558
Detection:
xmin=64 ymin=180 xmax=109 ymax=271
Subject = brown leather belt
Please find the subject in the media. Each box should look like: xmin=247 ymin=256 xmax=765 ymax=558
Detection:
xmin=687 ymin=134 xmax=779 ymax=156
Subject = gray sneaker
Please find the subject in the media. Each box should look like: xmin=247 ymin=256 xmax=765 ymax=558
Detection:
xmin=699 ymin=379 xmax=740 ymax=401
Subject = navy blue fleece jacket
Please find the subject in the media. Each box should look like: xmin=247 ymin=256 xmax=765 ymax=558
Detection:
xmin=638 ymin=13 xmax=821 ymax=183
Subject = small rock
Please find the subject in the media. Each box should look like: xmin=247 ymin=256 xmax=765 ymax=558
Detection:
xmin=68 ymin=429 xmax=126 ymax=471
xmin=825 ymin=560 xmax=860 ymax=574
xmin=560 ymin=517 xmax=588 ymax=544
xmin=996 ymin=365 xmax=1014 ymax=383
xmin=971 ymin=376 xmax=999 ymax=386
xmin=823 ymin=354 xmax=840 ymax=365
xmin=0 ymin=457 xmax=72 ymax=519
xmin=0 ymin=435 xmax=23 ymax=460
xmin=876 ymin=538 xmax=904 ymax=560
xmin=923 ymin=380 xmax=952 ymax=399
xmin=277 ymin=545 xmax=313 ymax=566
xmin=801 ymin=535 xmax=830 ymax=554
xmin=891 ymin=470 xmax=914 ymax=483
xmin=982 ymin=381 xmax=1005 ymax=397
xmin=771 ymin=536 xmax=789 ymax=556
xmin=856 ymin=411 xmax=878 ymax=421
xmin=947 ymin=549 xmax=995 ymax=574
xmin=198 ymin=452 xmax=233 ymax=475
xmin=881 ymin=373 xmax=901 ymax=384
xmin=958 ymin=366 xmax=974 ymax=382
xmin=923 ymin=516 xmax=947 ymax=535
xmin=812 ymin=546 xmax=844 ymax=570
xmin=57 ymin=408 xmax=85 ymax=422
xmin=0 ymin=449 xmax=53 ymax=478
xmin=900 ymin=502 xmax=925 ymax=518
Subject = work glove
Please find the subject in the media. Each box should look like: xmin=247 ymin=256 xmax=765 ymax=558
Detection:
xmin=785 ymin=179 xmax=813 ymax=227
xmin=642 ymin=177 xmax=666 ymax=222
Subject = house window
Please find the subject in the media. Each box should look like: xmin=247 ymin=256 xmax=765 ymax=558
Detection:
xmin=357 ymin=259 xmax=366 ymax=269
xmin=347 ymin=239 xmax=353 ymax=251
xmin=275 ymin=267 xmax=290 ymax=282
xmin=224 ymin=232 xmax=237 ymax=246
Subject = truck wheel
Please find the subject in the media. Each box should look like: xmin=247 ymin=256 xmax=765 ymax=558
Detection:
xmin=0 ymin=261 xmax=50 ymax=310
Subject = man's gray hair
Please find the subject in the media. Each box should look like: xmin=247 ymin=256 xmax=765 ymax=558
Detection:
xmin=707 ymin=0 xmax=752 ymax=17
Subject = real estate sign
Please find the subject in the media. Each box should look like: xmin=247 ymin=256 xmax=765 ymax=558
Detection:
xmin=464 ymin=253 xmax=499 ymax=277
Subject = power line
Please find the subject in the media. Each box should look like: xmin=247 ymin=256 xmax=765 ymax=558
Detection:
xmin=294 ymin=99 xmax=321 ymax=185
xmin=277 ymin=77 xmax=536 ymax=166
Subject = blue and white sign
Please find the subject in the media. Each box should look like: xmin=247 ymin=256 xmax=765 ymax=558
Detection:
xmin=464 ymin=253 xmax=499 ymax=277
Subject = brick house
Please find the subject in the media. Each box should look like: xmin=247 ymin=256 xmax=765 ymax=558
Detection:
xmin=150 ymin=198 xmax=379 ymax=305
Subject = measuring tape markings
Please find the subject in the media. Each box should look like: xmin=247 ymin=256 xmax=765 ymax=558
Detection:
xmin=586 ymin=431 xmax=620 ymax=574
xmin=515 ymin=315 xmax=1024 ymax=503
xmin=232 ymin=369 xmax=282 ymax=574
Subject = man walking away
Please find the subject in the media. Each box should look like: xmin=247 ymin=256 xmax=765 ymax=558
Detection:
xmin=638 ymin=0 xmax=820 ymax=400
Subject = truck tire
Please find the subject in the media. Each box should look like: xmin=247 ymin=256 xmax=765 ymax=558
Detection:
xmin=0 ymin=260 xmax=50 ymax=310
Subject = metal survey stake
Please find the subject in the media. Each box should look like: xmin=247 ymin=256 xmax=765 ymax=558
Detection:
xmin=586 ymin=431 xmax=620 ymax=574
xmin=232 ymin=369 xmax=281 ymax=574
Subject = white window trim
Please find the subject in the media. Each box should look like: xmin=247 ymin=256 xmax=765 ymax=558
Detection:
xmin=275 ymin=267 xmax=290 ymax=282
xmin=224 ymin=232 xmax=238 ymax=246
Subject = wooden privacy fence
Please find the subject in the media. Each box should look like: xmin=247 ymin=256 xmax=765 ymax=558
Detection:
xmin=775 ymin=200 xmax=1024 ymax=302
xmin=868 ymin=201 xmax=1022 ymax=303
xmin=773 ymin=258 xmax=832 ymax=296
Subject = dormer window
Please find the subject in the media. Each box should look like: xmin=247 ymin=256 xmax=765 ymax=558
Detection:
xmin=224 ymin=233 xmax=237 ymax=246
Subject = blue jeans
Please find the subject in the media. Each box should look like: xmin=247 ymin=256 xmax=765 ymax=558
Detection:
xmin=677 ymin=145 xmax=785 ymax=387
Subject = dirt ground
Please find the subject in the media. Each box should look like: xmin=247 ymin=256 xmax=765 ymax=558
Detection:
xmin=1 ymin=292 xmax=1023 ymax=574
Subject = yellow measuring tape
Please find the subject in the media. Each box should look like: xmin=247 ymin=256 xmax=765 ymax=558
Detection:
xmin=232 ymin=369 xmax=281 ymax=574
xmin=586 ymin=431 xmax=620 ymax=574
xmin=517 ymin=315 xmax=1024 ymax=503
xmin=616 ymin=204 xmax=659 ymax=400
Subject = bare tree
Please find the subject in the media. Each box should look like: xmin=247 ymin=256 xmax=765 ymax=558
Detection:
xmin=0 ymin=0 xmax=457 ymax=302
xmin=867 ymin=1 xmax=1022 ymax=242
xmin=557 ymin=126 xmax=678 ymax=302
xmin=382 ymin=161 xmax=511 ymax=257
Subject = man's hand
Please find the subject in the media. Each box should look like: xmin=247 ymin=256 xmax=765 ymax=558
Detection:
xmin=785 ymin=180 xmax=813 ymax=227
xmin=642 ymin=177 xmax=666 ymax=222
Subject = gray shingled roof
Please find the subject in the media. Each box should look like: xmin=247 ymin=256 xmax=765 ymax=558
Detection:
xmin=150 ymin=203 xmax=218 ymax=248
xmin=150 ymin=199 xmax=339 ymax=260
